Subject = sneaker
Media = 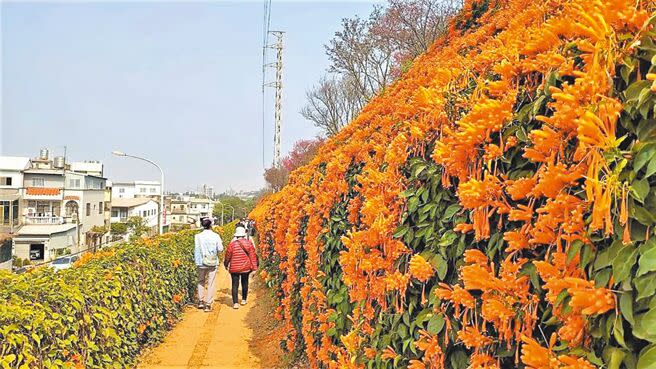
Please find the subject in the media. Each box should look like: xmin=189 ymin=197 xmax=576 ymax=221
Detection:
xmin=197 ymin=303 xmax=205 ymax=309
xmin=204 ymin=305 xmax=212 ymax=313
xmin=233 ymin=303 xmax=239 ymax=309
xmin=240 ymin=299 xmax=247 ymax=306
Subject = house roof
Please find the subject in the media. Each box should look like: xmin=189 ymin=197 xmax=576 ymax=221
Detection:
xmin=23 ymin=168 xmax=65 ymax=175
xmin=0 ymin=156 xmax=30 ymax=171
xmin=190 ymin=198 xmax=213 ymax=203
xmin=111 ymin=197 xmax=155 ymax=208
xmin=16 ymin=224 xmax=76 ymax=236
xmin=26 ymin=187 xmax=61 ymax=196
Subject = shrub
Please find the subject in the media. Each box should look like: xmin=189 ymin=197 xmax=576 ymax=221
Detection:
xmin=251 ymin=1 xmax=656 ymax=369
xmin=0 ymin=227 xmax=214 ymax=368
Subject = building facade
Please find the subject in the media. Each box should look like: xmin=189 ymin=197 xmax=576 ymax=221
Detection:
xmin=0 ymin=156 xmax=29 ymax=236
xmin=112 ymin=181 xmax=161 ymax=199
xmin=6 ymin=150 xmax=108 ymax=264
xmin=110 ymin=198 xmax=159 ymax=238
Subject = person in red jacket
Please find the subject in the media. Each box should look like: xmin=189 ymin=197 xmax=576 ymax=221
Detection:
xmin=224 ymin=226 xmax=258 ymax=309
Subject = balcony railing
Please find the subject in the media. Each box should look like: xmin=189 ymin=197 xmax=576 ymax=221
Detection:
xmin=25 ymin=216 xmax=65 ymax=225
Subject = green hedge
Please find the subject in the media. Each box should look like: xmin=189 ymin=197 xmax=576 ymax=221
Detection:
xmin=0 ymin=223 xmax=237 ymax=369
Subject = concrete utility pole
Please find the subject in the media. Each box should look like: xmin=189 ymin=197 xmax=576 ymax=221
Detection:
xmin=265 ymin=30 xmax=284 ymax=167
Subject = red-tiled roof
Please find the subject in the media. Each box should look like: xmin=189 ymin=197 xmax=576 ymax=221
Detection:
xmin=26 ymin=187 xmax=61 ymax=196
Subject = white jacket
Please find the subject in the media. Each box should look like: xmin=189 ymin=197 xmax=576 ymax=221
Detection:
xmin=194 ymin=230 xmax=224 ymax=266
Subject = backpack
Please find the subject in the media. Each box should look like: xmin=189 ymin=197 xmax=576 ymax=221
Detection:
xmin=201 ymin=234 xmax=219 ymax=267
xmin=202 ymin=252 xmax=219 ymax=267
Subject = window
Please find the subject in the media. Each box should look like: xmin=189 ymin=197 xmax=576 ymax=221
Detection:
xmin=99 ymin=202 xmax=103 ymax=214
xmin=140 ymin=188 xmax=146 ymax=193
xmin=69 ymin=179 xmax=81 ymax=188
xmin=111 ymin=210 xmax=118 ymax=217
xmin=150 ymin=188 xmax=156 ymax=193
xmin=0 ymin=177 xmax=12 ymax=186
xmin=86 ymin=203 xmax=91 ymax=216
xmin=32 ymin=178 xmax=45 ymax=187
xmin=119 ymin=188 xmax=125 ymax=193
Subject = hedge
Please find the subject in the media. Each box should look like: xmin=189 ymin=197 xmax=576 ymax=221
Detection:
xmin=251 ymin=1 xmax=656 ymax=369
xmin=0 ymin=223 xmax=236 ymax=369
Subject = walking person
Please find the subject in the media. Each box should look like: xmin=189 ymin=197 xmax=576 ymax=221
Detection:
xmin=194 ymin=217 xmax=223 ymax=312
xmin=224 ymin=226 xmax=258 ymax=309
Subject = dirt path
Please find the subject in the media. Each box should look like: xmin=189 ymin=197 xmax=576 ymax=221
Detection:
xmin=138 ymin=268 xmax=285 ymax=369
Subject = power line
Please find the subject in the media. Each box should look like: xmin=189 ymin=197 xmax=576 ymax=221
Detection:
xmin=262 ymin=0 xmax=272 ymax=169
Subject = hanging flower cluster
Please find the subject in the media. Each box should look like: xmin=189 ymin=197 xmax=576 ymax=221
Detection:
xmin=251 ymin=0 xmax=655 ymax=368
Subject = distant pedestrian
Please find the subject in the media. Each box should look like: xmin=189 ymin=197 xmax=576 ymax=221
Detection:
xmin=224 ymin=226 xmax=258 ymax=309
xmin=247 ymin=220 xmax=256 ymax=238
xmin=194 ymin=218 xmax=223 ymax=312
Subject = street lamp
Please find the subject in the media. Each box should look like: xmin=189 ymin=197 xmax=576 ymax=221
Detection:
xmin=215 ymin=199 xmax=224 ymax=226
xmin=225 ymin=204 xmax=235 ymax=223
xmin=112 ymin=151 xmax=165 ymax=235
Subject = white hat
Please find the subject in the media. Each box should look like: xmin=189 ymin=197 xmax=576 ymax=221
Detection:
xmin=234 ymin=227 xmax=247 ymax=237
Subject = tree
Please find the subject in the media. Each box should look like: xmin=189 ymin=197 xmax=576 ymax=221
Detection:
xmin=264 ymin=166 xmax=289 ymax=192
xmin=264 ymin=138 xmax=324 ymax=191
xmin=126 ymin=216 xmax=150 ymax=241
xmin=371 ymin=0 xmax=461 ymax=76
xmin=303 ymin=0 xmax=461 ymax=137
xmin=325 ymin=10 xmax=395 ymax=102
xmin=213 ymin=195 xmax=260 ymax=223
xmin=110 ymin=222 xmax=128 ymax=236
xmin=281 ymin=139 xmax=324 ymax=172
xmin=301 ymin=76 xmax=361 ymax=136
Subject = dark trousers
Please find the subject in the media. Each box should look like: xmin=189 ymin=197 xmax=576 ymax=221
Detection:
xmin=230 ymin=272 xmax=250 ymax=304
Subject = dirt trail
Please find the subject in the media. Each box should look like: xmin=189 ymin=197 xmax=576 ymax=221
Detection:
xmin=138 ymin=268 xmax=284 ymax=369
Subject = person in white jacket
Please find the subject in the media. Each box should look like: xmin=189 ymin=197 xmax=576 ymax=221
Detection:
xmin=194 ymin=217 xmax=223 ymax=312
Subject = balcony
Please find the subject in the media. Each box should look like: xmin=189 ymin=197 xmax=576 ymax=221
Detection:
xmin=25 ymin=216 xmax=65 ymax=225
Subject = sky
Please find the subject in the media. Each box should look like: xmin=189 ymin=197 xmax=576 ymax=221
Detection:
xmin=0 ymin=0 xmax=377 ymax=193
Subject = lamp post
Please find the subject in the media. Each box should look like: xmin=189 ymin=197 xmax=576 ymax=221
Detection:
xmin=112 ymin=151 xmax=165 ymax=235
xmin=225 ymin=204 xmax=235 ymax=223
xmin=215 ymin=199 xmax=224 ymax=226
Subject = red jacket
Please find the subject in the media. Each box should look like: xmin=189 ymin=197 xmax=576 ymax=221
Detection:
xmin=224 ymin=238 xmax=258 ymax=273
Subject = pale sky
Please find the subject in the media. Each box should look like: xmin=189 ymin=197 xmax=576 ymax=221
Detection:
xmin=0 ymin=1 xmax=376 ymax=192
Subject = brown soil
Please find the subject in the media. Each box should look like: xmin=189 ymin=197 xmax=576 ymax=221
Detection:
xmin=137 ymin=269 xmax=294 ymax=369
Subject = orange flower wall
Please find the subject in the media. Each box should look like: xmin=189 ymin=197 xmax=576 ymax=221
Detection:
xmin=251 ymin=1 xmax=656 ymax=368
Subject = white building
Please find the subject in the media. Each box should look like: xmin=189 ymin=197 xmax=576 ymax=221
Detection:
xmin=168 ymin=196 xmax=213 ymax=230
xmin=189 ymin=198 xmax=213 ymax=224
xmin=198 ymin=184 xmax=214 ymax=199
xmin=112 ymin=181 xmax=161 ymax=199
xmin=110 ymin=198 xmax=159 ymax=236
xmin=0 ymin=156 xmax=29 ymax=235
xmin=8 ymin=150 xmax=108 ymax=264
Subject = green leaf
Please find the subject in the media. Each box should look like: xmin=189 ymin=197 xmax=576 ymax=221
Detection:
xmin=631 ymin=205 xmax=656 ymax=226
xmin=632 ymin=178 xmax=650 ymax=203
xmin=408 ymin=197 xmax=419 ymax=213
xmin=567 ymin=240 xmax=583 ymax=263
xmin=645 ymin=157 xmax=656 ymax=178
xmin=634 ymin=272 xmax=656 ymax=301
xmin=633 ymin=143 xmax=656 ymax=173
xmin=427 ymin=314 xmax=444 ymax=334
xmin=634 ymin=309 xmax=656 ymax=343
xmin=638 ymin=239 xmax=656 ymax=277
xmin=442 ymin=204 xmax=461 ymax=220
xmin=613 ymin=319 xmax=628 ymax=349
xmin=605 ymin=346 xmax=627 ymax=369
xmin=613 ymin=244 xmax=639 ymax=284
xmin=638 ymin=345 xmax=656 ymax=369
xmin=620 ymin=292 xmax=635 ymax=326
xmin=438 ymin=231 xmax=458 ymax=247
